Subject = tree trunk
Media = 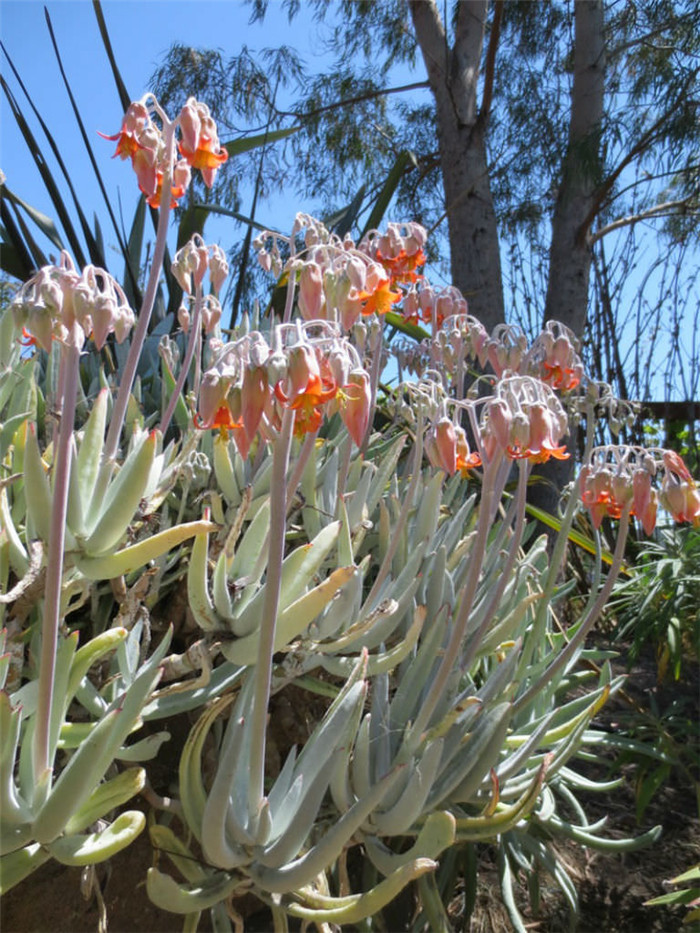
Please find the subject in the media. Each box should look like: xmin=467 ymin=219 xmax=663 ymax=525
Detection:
xmin=544 ymin=0 xmax=606 ymax=337
xmin=409 ymin=0 xmax=505 ymax=332
xmin=533 ymin=0 xmax=606 ymax=539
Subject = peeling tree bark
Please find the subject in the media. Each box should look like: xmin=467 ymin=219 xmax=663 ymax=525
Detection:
xmin=409 ymin=0 xmax=505 ymax=332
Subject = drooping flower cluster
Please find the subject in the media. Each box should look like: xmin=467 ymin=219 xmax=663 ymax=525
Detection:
xmin=254 ymin=215 xmax=428 ymax=330
xmin=402 ymin=284 xmax=469 ymax=330
xmin=197 ymin=320 xmax=371 ymax=453
xmin=480 ymin=375 xmax=570 ymax=464
xmin=425 ymin=416 xmax=482 ymax=476
xmin=12 ymin=251 xmax=135 ymax=352
xmin=579 ymin=446 xmax=700 ymax=533
xmin=524 ymin=321 xmax=584 ymax=393
xmin=359 ymin=222 xmax=427 ymax=286
xmin=101 ymin=96 xmax=228 ymax=209
xmin=172 ymin=235 xmax=229 ymax=334
xmin=415 ymin=311 xmax=589 ymax=409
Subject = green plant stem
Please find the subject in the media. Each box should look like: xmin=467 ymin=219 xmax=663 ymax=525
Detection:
xmin=34 ymin=341 xmax=80 ymax=788
xmin=362 ymin=409 xmax=424 ymax=612
xmin=417 ymin=872 xmax=452 ymax=932
xmin=160 ymin=287 xmax=203 ymax=437
xmin=461 ymin=459 xmax=529 ymax=672
xmin=103 ymin=121 xmax=175 ymax=465
xmin=408 ymin=453 xmax=505 ymax=749
xmin=248 ymin=406 xmax=295 ymax=817
xmin=515 ymin=506 xmax=631 ymax=713
xmin=285 ymin=427 xmax=318 ymax=506
xmin=516 ymin=403 xmax=598 ymax=682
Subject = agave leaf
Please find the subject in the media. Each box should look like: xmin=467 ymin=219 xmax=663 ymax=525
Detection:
xmin=92 ymin=0 xmax=130 ymax=110
xmin=65 ymin=767 xmax=145 ymax=835
xmin=326 ymin=183 xmax=367 ymax=238
xmin=0 ymin=209 xmax=35 ymax=279
xmin=360 ymin=149 xmax=416 ymax=239
xmin=0 ymin=184 xmax=63 ymax=252
xmin=146 ymin=866 xmax=241 ymax=914
xmin=0 ymin=70 xmax=86 ymax=265
xmin=47 ymin=811 xmax=145 ymax=866
xmin=0 ymin=844 xmax=51 ymax=895
xmin=285 ymin=858 xmax=437 ymax=924
xmin=149 ymin=824 xmax=210 ymax=885
xmin=249 ymin=767 xmax=405 ymax=894
xmin=365 ymin=811 xmax=456 ymax=877
xmin=43 ymin=8 xmax=130 ymax=270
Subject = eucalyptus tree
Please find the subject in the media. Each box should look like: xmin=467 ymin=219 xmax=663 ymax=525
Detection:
xmin=150 ymin=0 xmax=700 ymax=402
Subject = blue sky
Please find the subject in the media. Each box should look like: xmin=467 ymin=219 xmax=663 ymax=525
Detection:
xmin=2 ymin=1 xmax=698 ymax=403
xmin=0 ymin=0 xmax=335 ymax=252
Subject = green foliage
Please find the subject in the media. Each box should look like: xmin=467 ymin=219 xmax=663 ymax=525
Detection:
xmin=611 ymin=524 xmax=700 ymax=680
xmin=645 ymin=863 xmax=700 ymax=929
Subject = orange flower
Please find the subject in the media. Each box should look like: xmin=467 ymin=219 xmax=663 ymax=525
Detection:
xmin=541 ymin=362 xmax=581 ymax=392
xmin=99 ymin=128 xmax=143 ymax=161
xmin=145 ymin=171 xmax=188 ymax=210
xmin=376 ymin=246 xmax=426 ymax=284
xmin=507 ymin=443 xmax=569 ymax=465
xmin=178 ymin=136 xmax=228 ymax=184
xmin=359 ymin=278 xmax=402 ymax=317
xmin=275 ymin=372 xmax=337 ymax=437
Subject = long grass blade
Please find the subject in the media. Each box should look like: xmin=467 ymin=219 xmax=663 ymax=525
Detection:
xmin=42 ymin=9 xmax=141 ymax=295
xmin=360 ymin=149 xmax=416 ymax=239
xmin=92 ymin=0 xmax=130 ymax=112
xmin=0 ymin=69 xmax=87 ymax=266
xmin=0 ymin=204 xmax=36 ymax=280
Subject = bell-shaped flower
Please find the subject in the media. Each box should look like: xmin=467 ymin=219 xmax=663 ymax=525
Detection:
xmin=177 ymin=98 xmax=228 ymax=188
xmin=275 ymin=345 xmax=338 ymax=437
xmin=209 ymin=245 xmax=229 ymax=295
xmin=197 ymin=370 xmax=228 ymax=428
xmin=661 ymin=456 xmax=700 ymax=526
xmin=632 ymin=470 xmax=656 ymax=535
xmin=202 ymin=296 xmax=222 ymax=335
xmin=98 ymin=102 xmax=150 ymax=161
xmin=455 ymin=425 xmax=482 ymax=475
xmin=177 ymin=303 xmax=191 ymax=333
xmin=241 ymin=365 xmax=269 ymax=440
xmin=339 ymin=370 xmax=371 ymax=448
xmin=298 ymin=263 xmax=325 ymax=320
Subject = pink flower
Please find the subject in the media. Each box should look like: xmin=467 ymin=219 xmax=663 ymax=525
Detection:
xmin=339 ymin=371 xmax=371 ymax=448
xmin=177 ymin=98 xmax=228 ymax=188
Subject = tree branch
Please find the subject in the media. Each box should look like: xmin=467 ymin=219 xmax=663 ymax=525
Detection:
xmin=579 ymin=70 xmax=699 ymax=239
xmin=451 ymin=0 xmax=488 ymax=125
xmin=274 ymin=80 xmax=430 ymax=121
xmin=479 ymin=0 xmax=504 ymax=125
xmin=590 ymin=198 xmax=697 ymax=244
xmin=408 ymin=0 xmax=449 ymax=83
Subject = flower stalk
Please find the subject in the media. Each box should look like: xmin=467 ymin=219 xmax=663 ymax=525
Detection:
xmin=33 ymin=341 xmax=80 ymax=792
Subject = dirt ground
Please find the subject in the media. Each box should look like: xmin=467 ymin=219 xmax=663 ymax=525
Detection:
xmin=3 ymin=649 xmax=698 ymax=933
